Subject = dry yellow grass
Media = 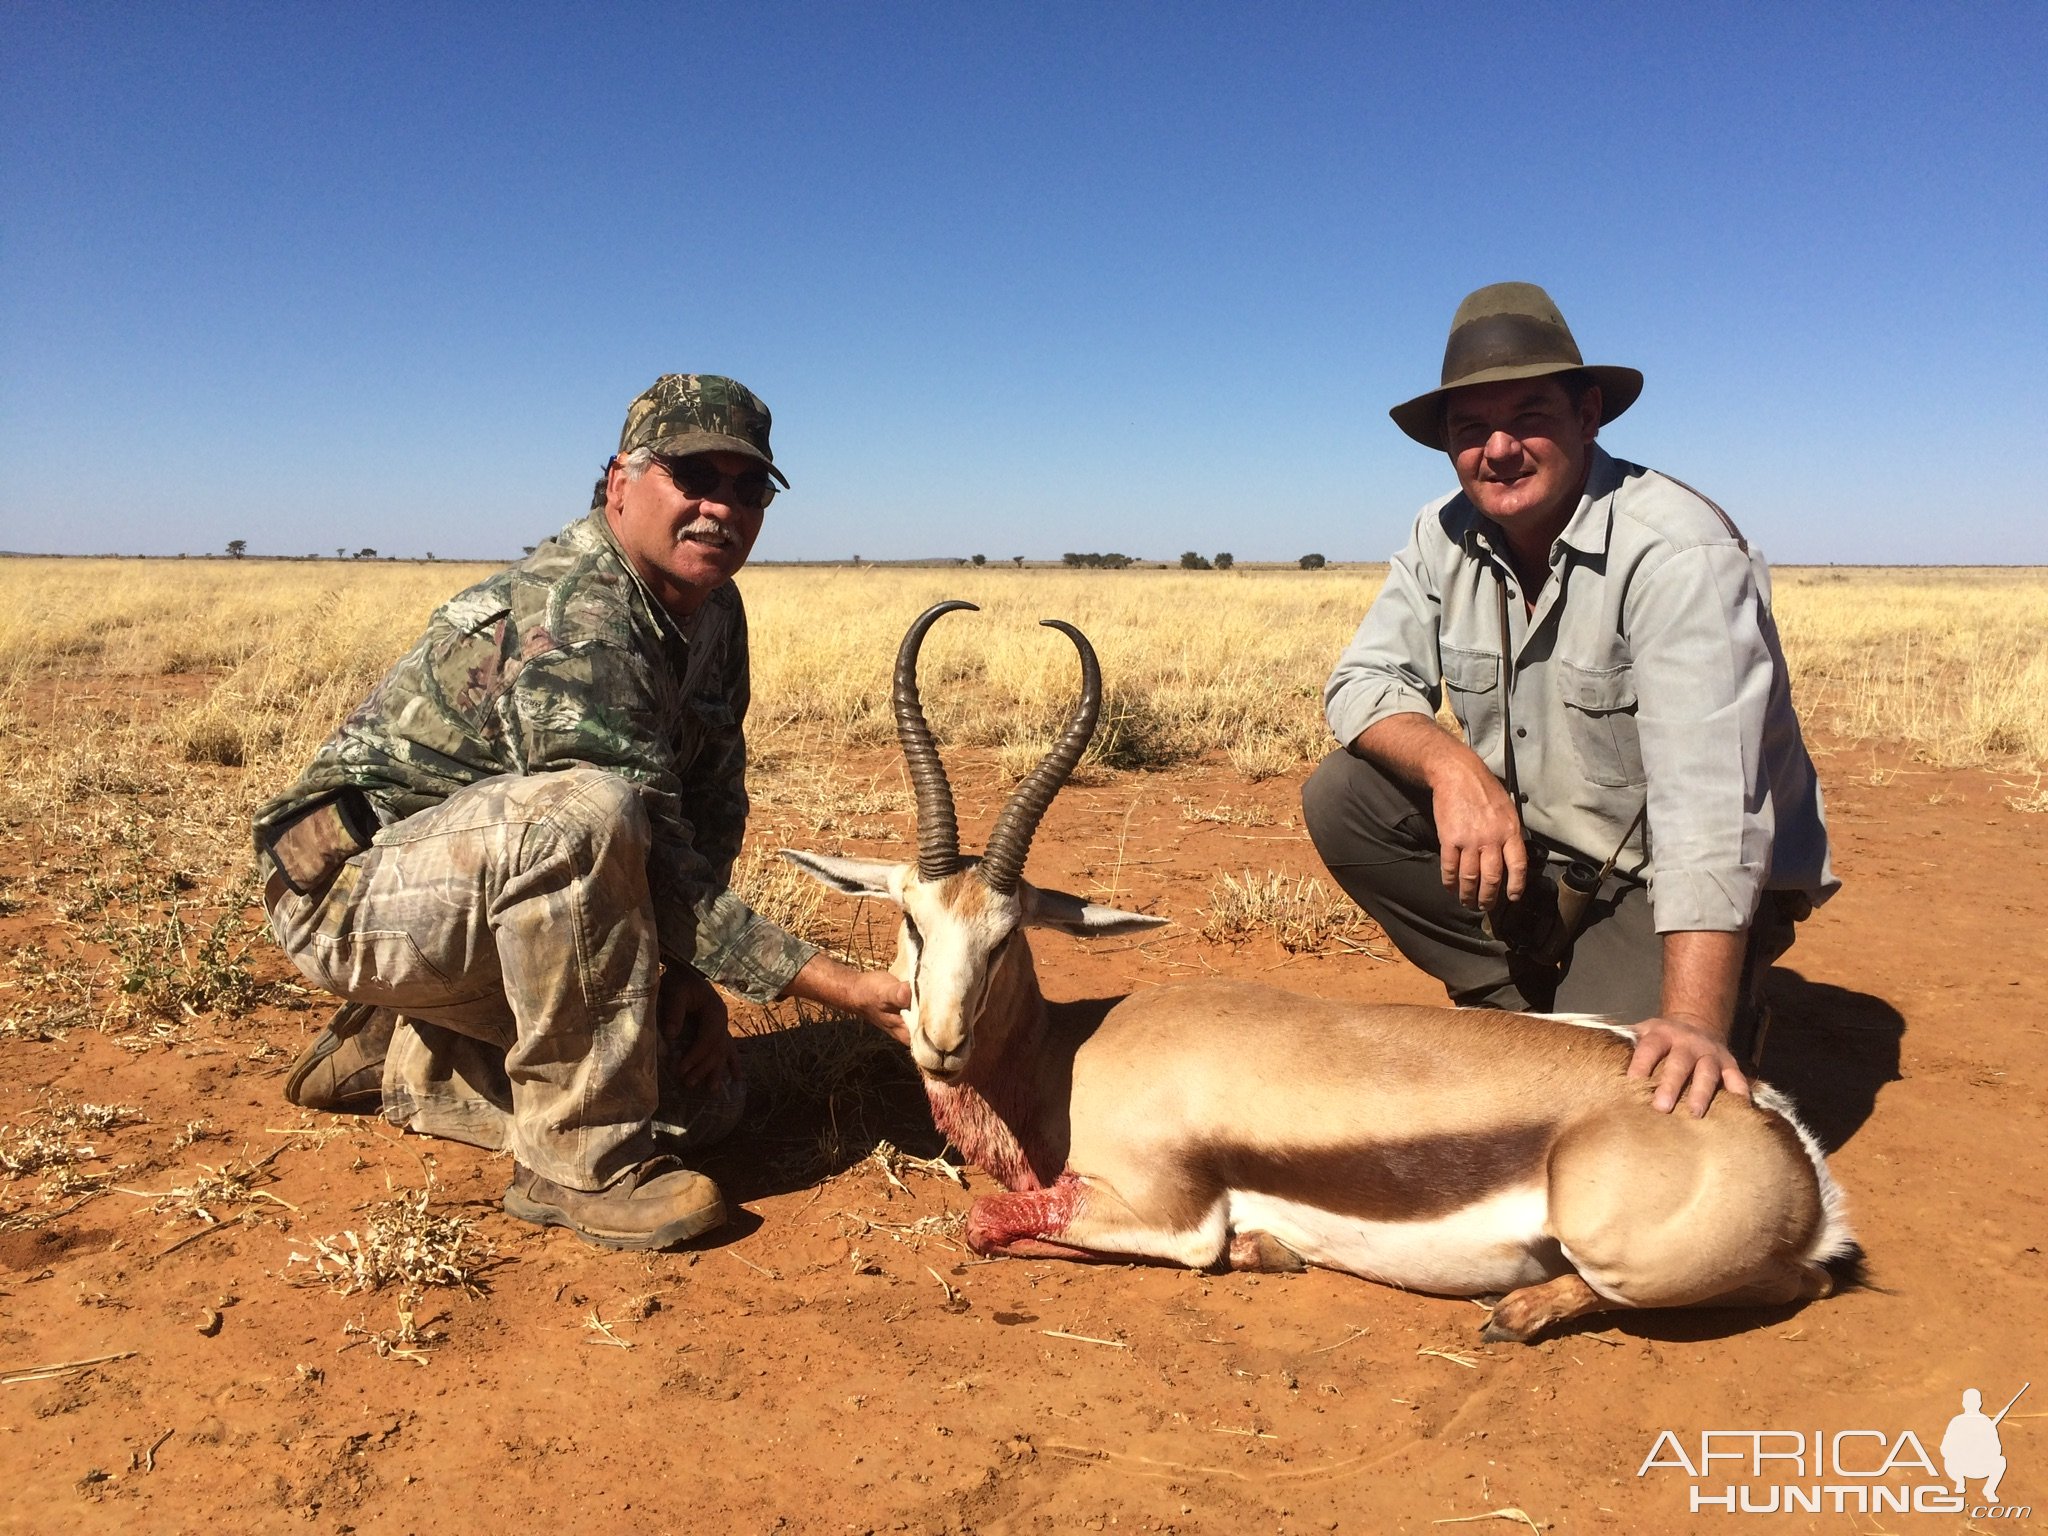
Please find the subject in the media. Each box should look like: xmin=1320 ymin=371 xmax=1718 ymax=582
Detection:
xmin=1769 ymin=567 xmax=2048 ymax=765
xmin=1202 ymin=869 xmax=1386 ymax=955
xmin=2 ymin=556 xmax=2045 ymax=790
xmin=738 ymin=566 xmax=1364 ymax=774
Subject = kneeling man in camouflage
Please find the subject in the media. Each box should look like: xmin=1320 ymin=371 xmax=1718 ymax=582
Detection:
xmin=255 ymin=375 xmax=908 ymax=1250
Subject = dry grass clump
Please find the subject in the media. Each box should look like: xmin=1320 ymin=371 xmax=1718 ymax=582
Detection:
xmin=1202 ymin=870 xmax=1387 ymax=956
xmin=2 ymin=943 xmax=98 ymax=1039
xmin=722 ymin=880 xmax=918 ymax=1172
xmin=1179 ymin=798 xmax=1277 ymax=827
xmin=290 ymin=1188 xmax=493 ymax=1296
xmin=1225 ymin=723 xmax=1327 ymax=782
xmin=734 ymin=996 xmax=911 ymax=1131
xmin=0 ymin=1100 xmax=145 ymax=1178
xmin=177 ymin=705 xmax=284 ymax=768
xmin=0 ymin=1100 xmax=146 ymax=1224
xmin=0 ymin=725 xmax=271 ymax=1039
xmin=125 ymin=1147 xmax=295 ymax=1227
xmin=2004 ymin=772 xmax=2048 ymax=813
xmin=342 ymin=1293 xmax=445 ymax=1366
xmin=864 ymin=1138 xmax=966 ymax=1193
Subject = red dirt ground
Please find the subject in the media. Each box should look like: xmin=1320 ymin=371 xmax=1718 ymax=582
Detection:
xmin=2 ymin=718 xmax=2043 ymax=1534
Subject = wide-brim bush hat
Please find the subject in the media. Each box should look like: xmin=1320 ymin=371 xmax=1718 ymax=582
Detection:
xmin=1389 ymin=282 xmax=1643 ymax=450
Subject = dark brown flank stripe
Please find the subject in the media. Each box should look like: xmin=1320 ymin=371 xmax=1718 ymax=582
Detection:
xmin=1174 ymin=1122 xmax=1554 ymax=1226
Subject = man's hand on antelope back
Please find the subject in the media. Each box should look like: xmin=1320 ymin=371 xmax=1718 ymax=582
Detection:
xmin=1628 ymin=1015 xmax=1750 ymax=1118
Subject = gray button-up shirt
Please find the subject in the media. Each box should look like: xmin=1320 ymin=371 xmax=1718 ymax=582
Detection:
xmin=1325 ymin=446 xmax=1838 ymax=934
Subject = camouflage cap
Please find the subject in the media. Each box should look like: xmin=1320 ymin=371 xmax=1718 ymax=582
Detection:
xmin=618 ymin=374 xmax=789 ymax=487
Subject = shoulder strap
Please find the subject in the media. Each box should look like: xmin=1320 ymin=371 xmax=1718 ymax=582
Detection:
xmin=1657 ymin=472 xmax=1748 ymax=551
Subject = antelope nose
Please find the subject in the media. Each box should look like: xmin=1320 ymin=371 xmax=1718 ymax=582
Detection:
xmin=911 ymin=1035 xmax=967 ymax=1080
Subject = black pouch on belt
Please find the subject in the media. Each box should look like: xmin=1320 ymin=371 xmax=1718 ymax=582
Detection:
xmin=260 ymin=788 xmax=379 ymax=897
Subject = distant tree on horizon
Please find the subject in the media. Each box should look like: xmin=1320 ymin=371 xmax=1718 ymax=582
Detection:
xmin=1012 ymin=555 xmax=1024 ymax=566
xmin=1299 ymin=553 xmax=1327 ymax=569
xmin=355 ymin=547 xmax=377 ymax=559
xmin=971 ymin=553 xmax=986 ymax=566
xmin=1180 ymin=551 xmax=1211 ymax=570
xmin=226 ymin=539 xmax=247 ymax=559
xmin=1214 ymin=552 xmax=1234 ymax=570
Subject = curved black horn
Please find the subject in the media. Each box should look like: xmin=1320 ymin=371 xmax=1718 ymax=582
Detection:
xmin=978 ymin=619 xmax=1100 ymax=896
xmin=894 ymin=600 xmax=978 ymax=881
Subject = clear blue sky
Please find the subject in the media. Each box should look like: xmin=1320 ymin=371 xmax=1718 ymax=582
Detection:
xmin=3 ymin=3 xmax=2043 ymax=564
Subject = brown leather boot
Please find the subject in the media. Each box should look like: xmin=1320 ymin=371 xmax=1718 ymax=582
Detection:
xmin=502 ymin=1158 xmax=727 ymax=1251
xmin=283 ymin=1002 xmax=396 ymax=1114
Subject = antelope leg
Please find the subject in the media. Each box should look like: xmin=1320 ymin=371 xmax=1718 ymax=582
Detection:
xmin=983 ymin=1234 xmax=1130 ymax=1262
xmin=965 ymin=1180 xmax=1088 ymax=1257
xmin=1482 ymin=1272 xmax=1610 ymax=1343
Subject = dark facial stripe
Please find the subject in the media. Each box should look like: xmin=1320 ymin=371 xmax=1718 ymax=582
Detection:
xmin=1177 ymin=1122 xmax=1554 ymax=1226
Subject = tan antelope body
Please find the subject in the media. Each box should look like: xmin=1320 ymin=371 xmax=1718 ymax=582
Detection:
xmin=788 ymin=603 xmax=1853 ymax=1342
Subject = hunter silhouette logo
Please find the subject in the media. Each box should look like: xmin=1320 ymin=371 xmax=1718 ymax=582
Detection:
xmin=1638 ymin=1381 xmax=2031 ymax=1518
xmin=1942 ymin=1384 xmax=2026 ymax=1504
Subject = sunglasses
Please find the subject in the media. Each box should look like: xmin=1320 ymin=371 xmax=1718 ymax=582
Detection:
xmin=656 ymin=455 xmax=778 ymax=510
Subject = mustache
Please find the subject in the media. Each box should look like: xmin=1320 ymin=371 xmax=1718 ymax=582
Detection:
xmin=674 ymin=517 xmax=733 ymax=546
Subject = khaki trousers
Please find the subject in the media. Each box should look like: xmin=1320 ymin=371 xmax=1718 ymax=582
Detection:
xmin=1302 ymin=748 xmax=1798 ymax=1061
xmin=263 ymin=768 xmax=741 ymax=1190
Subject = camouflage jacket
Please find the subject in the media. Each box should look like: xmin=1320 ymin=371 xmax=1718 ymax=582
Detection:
xmin=252 ymin=510 xmax=815 ymax=1003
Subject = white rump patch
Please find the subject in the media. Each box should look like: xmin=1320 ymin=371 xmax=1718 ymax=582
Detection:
xmin=1751 ymin=1083 xmax=1856 ymax=1266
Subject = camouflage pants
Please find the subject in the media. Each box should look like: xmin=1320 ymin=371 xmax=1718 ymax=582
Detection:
xmin=263 ymin=768 xmax=742 ymax=1190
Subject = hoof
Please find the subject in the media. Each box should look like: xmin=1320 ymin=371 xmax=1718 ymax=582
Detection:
xmin=1228 ymin=1231 xmax=1306 ymax=1273
xmin=1480 ymin=1314 xmax=1538 ymax=1345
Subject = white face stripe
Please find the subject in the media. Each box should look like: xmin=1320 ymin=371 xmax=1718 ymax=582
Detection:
xmin=898 ymin=882 xmax=1021 ymax=1071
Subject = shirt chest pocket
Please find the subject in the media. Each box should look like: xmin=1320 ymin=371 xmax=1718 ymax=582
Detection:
xmin=1440 ymin=645 xmax=1502 ymax=761
xmin=1558 ymin=661 xmax=1646 ymax=787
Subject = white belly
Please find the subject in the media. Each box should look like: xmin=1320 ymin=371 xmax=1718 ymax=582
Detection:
xmin=1226 ymin=1183 xmax=1564 ymax=1295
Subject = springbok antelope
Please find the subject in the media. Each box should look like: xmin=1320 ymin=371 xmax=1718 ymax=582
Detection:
xmin=785 ymin=602 xmax=1853 ymax=1342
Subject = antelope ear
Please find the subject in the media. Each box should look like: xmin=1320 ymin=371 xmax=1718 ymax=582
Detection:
xmin=1022 ymin=884 xmax=1171 ymax=938
xmin=780 ymin=850 xmax=904 ymax=902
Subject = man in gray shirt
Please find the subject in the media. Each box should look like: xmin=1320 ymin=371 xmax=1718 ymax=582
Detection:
xmin=1303 ymin=283 xmax=1836 ymax=1117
